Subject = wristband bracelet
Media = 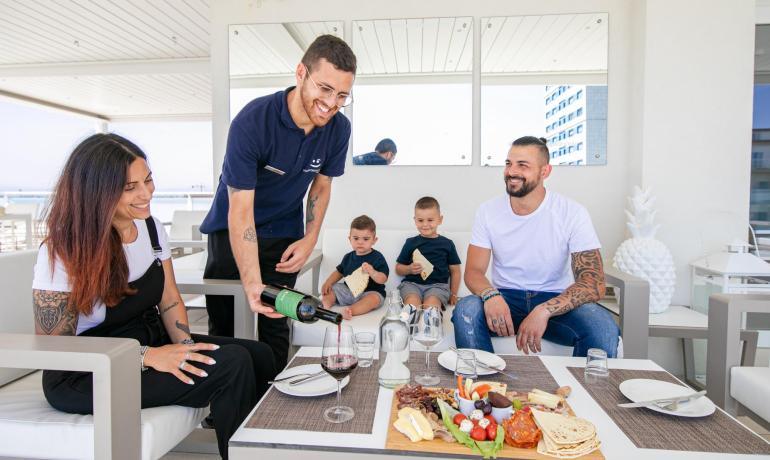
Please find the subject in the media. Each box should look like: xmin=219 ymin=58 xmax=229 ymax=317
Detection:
xmin=481 ymin=291 xmax=501 ymax=302
xmin=181 ymin=338 xmax=195 ymax=345
xmin=479 ymin=287 xmax=496 ymax=297
xmin=140 ymin=346 xmax=149 ymax=372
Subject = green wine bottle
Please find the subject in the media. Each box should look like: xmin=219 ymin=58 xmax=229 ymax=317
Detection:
xmin=260 ymin=284 xmax=342 ymax=324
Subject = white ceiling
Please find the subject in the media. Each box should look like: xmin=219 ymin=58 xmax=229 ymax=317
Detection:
xmin=0 ymin=0 xmax=211 ymax=119
xmin=229 ymin=22 xmax=343 ymax=77
xmin=481 ymin=13 xmax=608 ymax=75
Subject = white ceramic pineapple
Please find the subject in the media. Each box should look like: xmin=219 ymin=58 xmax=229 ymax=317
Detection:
xmin=613 ymin=187 xmax=675 ymax=313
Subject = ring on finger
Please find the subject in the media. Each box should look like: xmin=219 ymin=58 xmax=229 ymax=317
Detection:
xmin=184 ymin=352 xmax=190 ymax=361
xmin=179 ymin=360 xmax=186 ymax=371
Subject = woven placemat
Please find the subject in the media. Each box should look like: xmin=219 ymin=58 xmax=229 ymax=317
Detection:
xmin=245 ymin=357 xmax=379 ymax=434
xmin=409 ymin=353 xmax=559 ymax=393
xmin=567 ymin=367 xmax=770 ymax=454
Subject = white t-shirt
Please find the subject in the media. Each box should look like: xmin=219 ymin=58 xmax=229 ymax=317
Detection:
xmin=470 ymin=191 xmax=601 ymax=293
xmin=32 ymin=217 xmax=171 ymax=335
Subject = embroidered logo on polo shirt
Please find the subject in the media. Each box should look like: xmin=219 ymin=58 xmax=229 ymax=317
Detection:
xmin=303 ymin=157 xmax=323 ymax=173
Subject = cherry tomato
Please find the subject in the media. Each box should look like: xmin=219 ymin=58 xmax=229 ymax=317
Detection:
xmin=484 ymin=414 xmax=496 ymax=425
xmin=470 ymin=425 xmax=487 ymax=441
xmin=453 ymin=413 xmax=468 ymax=426
xmin=486 ymin=423 xmax=498 ymax=440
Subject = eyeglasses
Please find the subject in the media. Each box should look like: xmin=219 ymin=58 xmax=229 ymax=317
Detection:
xmin=304 ymin=65 xmax=354 ymax=108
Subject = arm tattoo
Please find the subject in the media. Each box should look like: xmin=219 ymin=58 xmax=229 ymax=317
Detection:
xmin=243 ymin=227 xmax=258 ymax=242
xmin=175 ymin=320 xmax=191 ymax=335
xmin=159 ymin=301 xmax=179 ymax=315
xmin=307 ymin=194 xmax=318 ymax=223
xmin=33 ymin=289 xmax=78 ymax=336
xmin=542 ymin=249 xmax=605 ymax=317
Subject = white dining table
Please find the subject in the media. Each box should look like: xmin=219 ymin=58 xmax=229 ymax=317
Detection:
xmin=229 ymin=347 xmax=769 ymax=460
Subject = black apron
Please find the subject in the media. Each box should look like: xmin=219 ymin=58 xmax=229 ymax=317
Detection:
xmin=43 ymin=218 xmax=169 ymax=412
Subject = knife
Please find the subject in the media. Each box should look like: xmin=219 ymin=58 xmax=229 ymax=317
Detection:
xmin=617 ymin=390 xmax=707 ymax=408
xmin=288 ymin=370 xmax=328 ymax=386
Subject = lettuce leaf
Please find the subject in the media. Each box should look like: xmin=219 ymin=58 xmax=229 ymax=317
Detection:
xmin=438 ymin=399 xmax=505 ymax=459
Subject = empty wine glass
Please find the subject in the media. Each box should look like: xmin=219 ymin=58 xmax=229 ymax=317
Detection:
xmin=411 ymin=306 xmax=443 ymax=386
xmin=321 ymin=325 xmax=357 ymax=423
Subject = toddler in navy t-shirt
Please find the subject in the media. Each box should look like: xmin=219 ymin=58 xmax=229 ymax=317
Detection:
xmin=395 ymin=197 xmax=462 ymax=309
xmin=321 ymin=215 xmax=389 ymax=320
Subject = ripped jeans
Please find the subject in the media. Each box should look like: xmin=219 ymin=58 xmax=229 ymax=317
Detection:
xmin=451 ymin=289 xmax=620 ymax=358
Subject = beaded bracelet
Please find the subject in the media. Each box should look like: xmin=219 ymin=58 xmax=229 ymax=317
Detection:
xmin=481 ymin=290 xmax=501 ymax=302
xmin=140 ymin=345 xmax=149 ymax=372
xmin=479 ymin=287 xmax=496 ymax=298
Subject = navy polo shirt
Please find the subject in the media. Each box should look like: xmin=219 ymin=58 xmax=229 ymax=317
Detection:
xmin=352 ymin=152 xmax=388 ymax=165
xmin=200 ymin=87 xmax=350 ymax=238
xmin=396 ymin=235 xmax=462 ymax=285
xmin=335 ymin=249 xmax=389 ymax=296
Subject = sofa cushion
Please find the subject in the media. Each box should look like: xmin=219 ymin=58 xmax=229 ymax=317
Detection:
xmin=0 ymin=371 xmax=208 ymax=460
xmin=731 ymin=366 xmax=770 ymax=424
xmin=319 ymin=229 xmax=484 ymax=297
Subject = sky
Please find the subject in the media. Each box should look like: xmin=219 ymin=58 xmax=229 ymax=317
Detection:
xmin=754 ymin=84 xmax=770 ymax=129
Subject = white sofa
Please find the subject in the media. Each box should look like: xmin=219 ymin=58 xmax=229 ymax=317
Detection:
xmin=291 ymin=229 xmax=650 ymax=358
xmin=0 ymin=250 xmax=207 ymax=459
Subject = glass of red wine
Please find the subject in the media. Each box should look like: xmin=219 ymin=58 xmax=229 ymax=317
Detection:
xmin=322 ymin=324 xmax=357 ymax=423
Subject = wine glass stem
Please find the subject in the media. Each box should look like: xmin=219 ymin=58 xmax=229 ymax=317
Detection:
xmin=336 ymin=379 xmax=342 ymax=408
xmin=424 ymin=347 xmax=430 ymax=374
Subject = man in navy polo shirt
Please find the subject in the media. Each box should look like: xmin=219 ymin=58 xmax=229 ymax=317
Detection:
xmin=199 ymin=35 xmax=356 ymax=369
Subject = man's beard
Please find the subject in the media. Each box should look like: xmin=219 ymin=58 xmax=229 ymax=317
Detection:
xmin=505 ymin=175 xmax=538 ymax=198
xmin=299 ymin=84 xmax=335 ymax=128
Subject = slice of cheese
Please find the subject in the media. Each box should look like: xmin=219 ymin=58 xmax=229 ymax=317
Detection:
xmin=344 ymin=266 xmax=370 ymax=297
xmin=412 ymin=249 xmax=434 ymax=281
xmin=393 ymin=417 xmax=421 ymax=442
xmin=397 ymin=407 xmax=434 ymax=441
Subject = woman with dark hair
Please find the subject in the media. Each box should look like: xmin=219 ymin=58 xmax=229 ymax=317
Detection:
xmin=32 ymin=133 xmax=275 ymax=459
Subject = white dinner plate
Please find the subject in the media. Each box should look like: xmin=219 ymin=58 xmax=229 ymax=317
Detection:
xmin=618 ymin=378 xmax=716 ymax=417
xmin=437 ymin=349 xmax=506 ymax=376
xmin=273 ymin=364 xmax=350 ymax=397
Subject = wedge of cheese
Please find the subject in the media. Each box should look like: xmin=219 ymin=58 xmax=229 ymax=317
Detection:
xmin=395 ymin=407 xmax=434 ymax=441
xmin=412 ymin=249 xmax=434 ymax=281
xmin=344 ymin=266 xmax=370 ymax=297
xmin=393 ymin=417 xmax=421 ymax=442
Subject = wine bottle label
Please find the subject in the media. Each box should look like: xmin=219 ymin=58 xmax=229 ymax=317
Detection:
xmin=273 ymin=289 xmax=304 ymax=320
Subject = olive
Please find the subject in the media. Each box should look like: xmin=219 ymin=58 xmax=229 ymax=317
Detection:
xmin=482 ymin=402 xmax=493 ymax=415
xmin=474 ymin=399 xmax=486 ymax=410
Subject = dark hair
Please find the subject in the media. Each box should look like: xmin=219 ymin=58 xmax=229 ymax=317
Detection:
xmin=302 ymin=35 xmax=357 ymax=74
xmin=415 ymin=196 xmax=440 ymax=212
xmin=44 ymin=133 xmax=146 ymax=315
xmin=512 ymin=136 xmax=550 ymax=164
xmin=375 ymin=138 xmax=397 ymax=154
xmin=350 ymin=215 xmax=376 ymax=233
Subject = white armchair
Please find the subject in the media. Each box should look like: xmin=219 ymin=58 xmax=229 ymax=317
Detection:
xmin=706 ymin=293 xmax=770 ymax=431
xmin=0 ymin=250 xmax=208 ymax=459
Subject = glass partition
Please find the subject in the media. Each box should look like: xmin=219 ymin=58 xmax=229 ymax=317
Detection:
xmin=480 ymin=13 xmax=608 ymax=166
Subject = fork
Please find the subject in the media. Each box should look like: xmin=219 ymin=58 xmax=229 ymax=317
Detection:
xmin=267 ymin=372 xmax=311 ymax=385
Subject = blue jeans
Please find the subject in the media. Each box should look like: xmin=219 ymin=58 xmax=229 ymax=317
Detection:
xmin=451 ymin=289 xmax=620 ymax=358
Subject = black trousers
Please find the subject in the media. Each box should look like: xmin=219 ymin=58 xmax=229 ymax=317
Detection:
xmin=43 ymin=334 xmax=276 ymax=459
xmin=204 ymin=229 xmax=299 ymax=370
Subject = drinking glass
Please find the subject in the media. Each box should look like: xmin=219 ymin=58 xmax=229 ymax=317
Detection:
xmin=322 ymin=325 xmax=357 ymax=423
xmin=584 ymin=347 xmax=609 ymax=378
xmin=411 ymin=307 xmax=443 ymax=386
xmin=454 ymin=349 xmax=478 ymax=380
xmin=354 ymin=332 xmax=376 ymax=368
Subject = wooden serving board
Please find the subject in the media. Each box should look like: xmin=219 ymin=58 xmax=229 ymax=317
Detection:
xmin=384 ymin=389 xmax=605 ymax=460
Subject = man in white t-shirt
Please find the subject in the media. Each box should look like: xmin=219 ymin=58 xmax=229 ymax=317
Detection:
xmin=452 ymin=136 xmax=620 ymax=357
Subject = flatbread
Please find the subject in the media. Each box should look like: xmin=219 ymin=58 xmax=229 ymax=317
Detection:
xmin=531 ymin=409 xmax=596 ymax=445
xmin=532 ymin=410 xmax=600 ymax=459
xmin=344 ymin=266 xmax=370 ymax=297
xmin=412 ymin=249 xmax=434 ymax=281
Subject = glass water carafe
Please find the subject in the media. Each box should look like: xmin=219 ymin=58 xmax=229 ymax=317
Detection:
xmin=377 ymin=292 xmax=411 ymax=388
